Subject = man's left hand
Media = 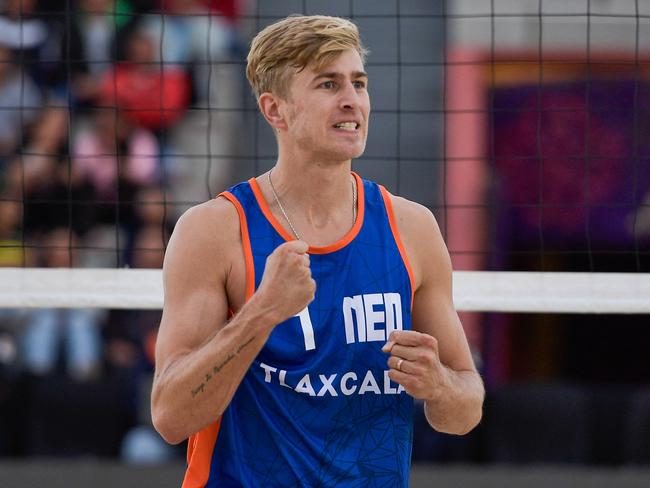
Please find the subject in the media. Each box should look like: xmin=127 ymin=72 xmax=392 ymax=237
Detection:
xmin=382 ymin=330 xmax=451 ymax=402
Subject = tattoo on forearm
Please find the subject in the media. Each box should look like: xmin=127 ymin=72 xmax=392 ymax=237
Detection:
xmin=190 ymin=336 xmax=256 ymax=398
xmin=237 ymin=336 xmax=255 ymax=353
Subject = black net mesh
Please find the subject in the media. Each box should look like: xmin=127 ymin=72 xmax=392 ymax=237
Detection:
xmin=0 ymin=0 xmax=647 ymax=275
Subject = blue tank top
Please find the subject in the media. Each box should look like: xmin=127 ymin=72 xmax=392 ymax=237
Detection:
xmin=183 ymin=173 xmax=415 ymax=488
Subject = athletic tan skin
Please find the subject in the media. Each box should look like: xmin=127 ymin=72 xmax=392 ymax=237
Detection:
xmin=151 ymin=48 xmax=484 ymax=444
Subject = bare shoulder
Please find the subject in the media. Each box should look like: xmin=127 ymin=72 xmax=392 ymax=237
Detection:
xmin=156 ymin=197 xmax=243 ymax=367
xmin=388 ymin=193 xmax=439 ymax=233
xmin=168 ymin=197 xmax=240 ymax=254
xmin=164 ymin=197 xmax=242 ymax=291
xmin=172 ymin=197 xmax=240 ymax=246
xmin=384 ymin=192 xmax=449 ymax=290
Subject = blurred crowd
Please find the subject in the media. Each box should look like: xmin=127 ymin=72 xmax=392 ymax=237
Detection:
xmin=0 ymin=0 xmax=648 ymax=469
xmin=0 ymin=0 xmax=242 ymax=461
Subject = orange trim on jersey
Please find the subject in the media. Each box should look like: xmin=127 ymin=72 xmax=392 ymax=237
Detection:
xmin=220 ymin=191 xmax=255 ymax=300
xmin=248 ymin=177 xmax=294 ymax=242
xmin=181 ymin=418 xmax=222 ymax=488
xmin=248 ymin=172 xmax=365 ymax=255
xmin=379 ymin=185 xmax=416 ymax=309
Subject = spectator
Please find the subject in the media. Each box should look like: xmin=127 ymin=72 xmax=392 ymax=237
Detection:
xmin=151 ymin=0 xmax=241 ymax=217
xmin=105 ymin=225 xmax=164 ymax=377
xmin=0 ymin=0 xmax=74 ymax=95
xmin=103 ymin=224 xmax=174 ymax=463
xmin=0 ymin=0 xmax=47 ymax=57
xmin=71 ymin=105 xmax=161 ymax=266
xmin=21 ymin=227 xmax=104 ymax=381
xmin=73 ymin=106 xmax=159 ymax=220
xmin=205 ymin=0 xmax=241 ymax=25
xmin=98 ymin=29 xmax=190 ymax=131
xmin=0 ymin=44 xmax=42 ymax=164
xmin=3 ymin=105 xmax=96 ymax=238
xmin=140 ymin=0 xmax=233 ymax=105
xmin=72 ymin=0 xmax=134 ymax=105
xmin=133 ymin=184 xmax=168 ymax=226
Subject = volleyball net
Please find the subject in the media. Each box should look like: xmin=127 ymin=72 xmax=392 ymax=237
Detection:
xmin=0 ymin=0 xmax=648 ymax=314
xmin=1 ymin=268 xmax=649 ymax=314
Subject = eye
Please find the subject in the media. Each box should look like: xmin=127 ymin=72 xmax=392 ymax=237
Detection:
xmin=353 ymin=80 xmax=367 ymax=89
xmin=320 ymin=80 xmax=336 ymax=89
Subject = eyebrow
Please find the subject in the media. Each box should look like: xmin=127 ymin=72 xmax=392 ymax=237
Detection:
xmin=312 ymin=71 xmax=369 ymax=82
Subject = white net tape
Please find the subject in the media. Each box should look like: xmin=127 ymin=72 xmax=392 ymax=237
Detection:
xmin=0 ymin=268 xmax=648 ymax=313
xmin=0 ymin=268 xmax=163 ymax=310
xmin=455 ymin=271 xmax=650 ymax=314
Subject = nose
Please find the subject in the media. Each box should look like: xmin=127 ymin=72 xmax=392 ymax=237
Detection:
xmin=339 ymin=81 xmax=361 ymax=111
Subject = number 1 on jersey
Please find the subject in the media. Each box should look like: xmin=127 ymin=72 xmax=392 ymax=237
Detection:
xmin=295 ymin=307 xmax=315 ymax=351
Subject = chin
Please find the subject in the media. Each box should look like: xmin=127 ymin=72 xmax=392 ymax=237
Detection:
xmin=302 ymin=139 xmax=367 ymax=163
xmin=348 ymin=148 xmax=366 ymax=162
xmin=332 ymin=143 xmax=367 ymax=162
xmin=327 ymin=151 xmax=364 ymax=163
xmin=352 ymin=144 xmax=367 ymax=159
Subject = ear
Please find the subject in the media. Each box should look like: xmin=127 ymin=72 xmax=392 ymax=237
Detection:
xmin=258 ymin=93 xmax=288 ymax=131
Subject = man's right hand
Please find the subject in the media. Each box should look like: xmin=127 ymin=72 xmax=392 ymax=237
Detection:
xmin=255 ymin=240 xmax=316 ymax=324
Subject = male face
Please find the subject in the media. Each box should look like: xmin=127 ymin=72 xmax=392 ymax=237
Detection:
xmin=278 ymin=49 xmax=370 ymax=164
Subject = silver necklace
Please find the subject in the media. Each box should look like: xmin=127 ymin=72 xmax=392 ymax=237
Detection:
xmin=267 ymin=169 xmax=357 ymax=240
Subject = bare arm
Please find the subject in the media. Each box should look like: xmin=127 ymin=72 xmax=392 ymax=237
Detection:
xmin=151 ymin=199 xmax=315 ymax=444
xmin=382 ymin=194 xmax=484 ymax=435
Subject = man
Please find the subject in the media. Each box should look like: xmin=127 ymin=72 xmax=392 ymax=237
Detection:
xmin=152 ymin=15 xmax=484 ymax=487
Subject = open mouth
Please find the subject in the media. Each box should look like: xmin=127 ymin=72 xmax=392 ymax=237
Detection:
xmin=333 ymin=122 xmax=359 ymax=132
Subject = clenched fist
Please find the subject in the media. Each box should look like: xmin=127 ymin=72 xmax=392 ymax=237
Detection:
xmin=382 ymin=330 xmax=452 ymax=402
xmin=255 ymin=240 xmax=316 ymax=325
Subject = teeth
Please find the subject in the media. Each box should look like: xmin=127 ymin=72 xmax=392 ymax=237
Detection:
xmin=335 ymin=122 xmax=358 ymax=130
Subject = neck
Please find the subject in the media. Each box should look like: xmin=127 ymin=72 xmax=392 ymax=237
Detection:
xmin=273 ymin=159 xmax=352 ymax=208
xmin=263 ymin=156 xmax=357 ymax=244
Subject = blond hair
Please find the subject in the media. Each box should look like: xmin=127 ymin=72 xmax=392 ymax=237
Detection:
xmin=246 ymin=15 xmax=368 ymax=99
